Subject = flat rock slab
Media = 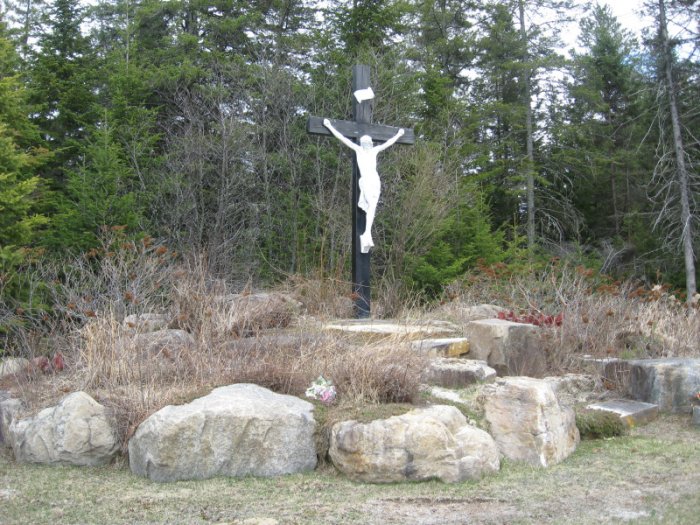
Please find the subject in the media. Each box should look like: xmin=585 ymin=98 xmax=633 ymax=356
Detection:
xmin=411 ymin=338 xmax=470 ymax=358
xmin=324 ymin=319 xmax=459 ymax=337
xmin=128 ymin=384 xmax=317 ymax=482
xmin=423 ymin=358 xmax=496 ymax=388
xmin=623 ymin=358 xmax=700 ymax=413
xmin=586 ymin=399 xmax=659 ymax=428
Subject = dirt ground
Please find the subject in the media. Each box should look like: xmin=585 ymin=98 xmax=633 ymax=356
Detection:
xmin=1 ymin=414 xmax=699 ymax=525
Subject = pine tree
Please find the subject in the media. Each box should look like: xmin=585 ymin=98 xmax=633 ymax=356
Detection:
xmin=557 ymin=5 xmax=649 ymax=249
xmin=29 ymin=0 xmax=97 ymax=187
xmin=0 ymin=24 xmax=47 ymax=288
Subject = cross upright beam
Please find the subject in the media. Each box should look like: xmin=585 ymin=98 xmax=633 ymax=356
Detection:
xmin=307 ymin=64 xmax=414 ymax=318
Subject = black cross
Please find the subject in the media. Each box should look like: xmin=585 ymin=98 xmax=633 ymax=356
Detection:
xmin=307 ymin=64 xmax=415 ymax=318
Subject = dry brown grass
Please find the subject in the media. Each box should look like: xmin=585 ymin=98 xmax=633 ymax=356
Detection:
xmin=1 ymin=248 xmax=428 ymax=453
xmin=447 ymin=262 xmax=700 ymax=373
xmin=5 ymin=248 xmax=698 ymax=458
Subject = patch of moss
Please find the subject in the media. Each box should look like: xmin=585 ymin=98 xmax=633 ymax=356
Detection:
xmin=576 ymin=409 xmax=627 ymax=440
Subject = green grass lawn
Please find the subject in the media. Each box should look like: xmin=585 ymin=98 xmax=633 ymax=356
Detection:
xmin=1 ymin=414 xmax=698 ymax=524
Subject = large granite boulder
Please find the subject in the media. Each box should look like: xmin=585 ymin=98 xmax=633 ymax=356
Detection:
xmin=463 ymin=319 xmax=545 ymax=376
xmin=128 ymin=384 xmax=317 ymax=482
xmin=9 ymin=391 xmax=119 ymax=466
xmin=481 ymin=377 xmax=579 ymax=467
xmin=329 ymin=405 xmax=499 ymax=483
xmin=625 ymin=358 xmax=700 ymax=413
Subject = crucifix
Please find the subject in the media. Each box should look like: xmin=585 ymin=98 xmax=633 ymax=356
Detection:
xmin=307 ymin=64 xmax=415 ymax=318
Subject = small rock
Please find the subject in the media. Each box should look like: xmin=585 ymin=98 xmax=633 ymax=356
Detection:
xmin=10 ymin=391 xmax=119 ymax=466
xmin=123 ymin=313 xmax=170 ymax=332
xmin=0 ymin=488 xmax=18 ymax=500
xmin=0 ymin=358 xmax=29 ymax=378
xmin=692 ymin=406 xmax=700 ymax=427
xmin=215 ymin=293 xmax=302 ymax=334
xmin=329 ymin=405 xmax=499 ymax=483
xmin=131 ymin=329 xmax=195 ymax=360
xmin=544 ymin=374 xmax=600 ymax=406
xmin=458 ymin=304 xmax=508 ymax=321
xmin=0 ymin=397 xmax=24 ymax=447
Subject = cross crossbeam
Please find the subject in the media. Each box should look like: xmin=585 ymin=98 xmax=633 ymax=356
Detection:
xmin=307 ymin=117 xmax=415 ymax=145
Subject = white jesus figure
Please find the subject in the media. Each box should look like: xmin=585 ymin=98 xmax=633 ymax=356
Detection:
xmin=323 ymin=118 xmax=404 ymax=253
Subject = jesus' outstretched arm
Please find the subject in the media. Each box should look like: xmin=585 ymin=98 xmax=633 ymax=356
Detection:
xmin=323 ymin=119 xmax=361 ymax=152
xmin=374 ymin=128 xmax=405 ymax=152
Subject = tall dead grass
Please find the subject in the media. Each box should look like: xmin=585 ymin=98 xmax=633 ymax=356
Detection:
xmin=2 ymin=242 xmax=427 ymax=451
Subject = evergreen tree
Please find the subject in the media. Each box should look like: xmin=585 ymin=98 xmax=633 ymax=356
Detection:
xmin=556 ymin=5 xmax=649 ymax=250
xmin=29 ymin=0 xmax=97 ymax=187
xmin=0 ymin=23 xmax=47 ymax=290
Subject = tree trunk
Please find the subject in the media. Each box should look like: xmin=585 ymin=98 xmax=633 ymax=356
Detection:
xmin=519 ymin=0 xmax=536 ymax=252
xmin=658 ymin=0 xmax=697 ymax=305
xmin=659 ymin=0 xmax=697 ymax=306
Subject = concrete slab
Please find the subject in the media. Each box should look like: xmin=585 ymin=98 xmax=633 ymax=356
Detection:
xmin=411 ymin=338 xmax=470 ymax=358
xmin=423 ymin=358 xmax=496 ymax=388
xmin=586 ymin=399 xmax=659 ymax=428
xmin=323 ymin=319 xmax=459 ymax=337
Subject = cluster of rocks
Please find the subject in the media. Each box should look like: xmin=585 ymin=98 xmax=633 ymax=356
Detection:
xmin=1 ymin=301 xmax=699 ymax=485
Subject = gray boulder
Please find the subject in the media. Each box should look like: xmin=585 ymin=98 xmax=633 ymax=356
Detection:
xmin=463 ymin=319 xmax=545 ymax=376
xmin=625 ymin=358 xmax=700 ymax=413
xmin=481 ymin=377 xmax=579 ymax=467
xmin=128 ymin=384 xmax=317 ymax=482
xmin=329 ymin=405 xmax=499 ymax=483
xmin=10 ymin=391 xmax=119 ymax=466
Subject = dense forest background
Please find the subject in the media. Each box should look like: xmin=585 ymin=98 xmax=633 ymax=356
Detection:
xmin=0 ymin=0 xmax=698 ymax=318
